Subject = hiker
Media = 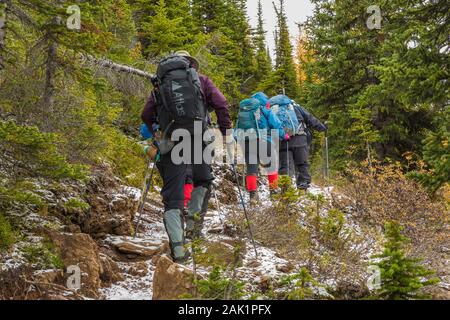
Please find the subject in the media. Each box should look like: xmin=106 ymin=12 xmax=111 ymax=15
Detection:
xmin=269 ymin=95 xmax=327 ymax=191
xmin=235 ymin=92 xmax=289 ymax=204
xmin=141 ymin=123 xmax=194 ymax=209
xmin=141 ymin=51 xmax=232 ymax=263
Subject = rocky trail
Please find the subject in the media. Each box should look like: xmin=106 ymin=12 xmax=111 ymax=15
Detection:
xmin=1 ymin=163 xmax=448 ymax=300
xmin=100 ymin=174 xmax=308 ymax=300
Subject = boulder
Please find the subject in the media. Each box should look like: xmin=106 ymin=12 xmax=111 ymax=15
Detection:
xmin=100 ymin=254 xmax=124 ymax=285
xmin=276 ymin=262 xmax=295 ymax=274
xmin=152 ymin=255 xmax=196 ymax=300
xmin=80 ymin=172 xmax=140 ymax=238
xmin=109 ymin=237 xmax=167 ymax=259
xmin=47 ymin=231 xmax=102 ymax=298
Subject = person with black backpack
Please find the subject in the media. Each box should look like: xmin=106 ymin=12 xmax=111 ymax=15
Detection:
xmin=141 ymin=51 xmax=232 ymax=263
xmin=269 ymin=95 xmax=327 ymax=191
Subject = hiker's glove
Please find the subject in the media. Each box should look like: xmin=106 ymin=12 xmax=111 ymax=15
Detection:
xmin=144 ymin=143 xmax=159 ymax=161
xmin=284 ymin=133 xmax=290 ymax=141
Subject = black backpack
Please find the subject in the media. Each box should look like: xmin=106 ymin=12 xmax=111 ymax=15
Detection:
xmin=155 ymin=55 xmax=206 ymax=134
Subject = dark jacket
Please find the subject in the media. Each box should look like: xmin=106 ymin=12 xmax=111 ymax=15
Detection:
xmin=282 ymin=104 xmax=326 ymax=148
xmin=293 ymin=104 xmax=327 ymax=133
xmin=141 ymin=74 xmax=232 ymax=136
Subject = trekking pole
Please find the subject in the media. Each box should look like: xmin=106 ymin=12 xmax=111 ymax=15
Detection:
xmin=231 ymin=163 xmax=258 ymax=259
xmin=134 ymin=158 xmax=157 ymax=238
xmin=213 ymin=185 xmax=225 ymax=227
xmin=324 ymin=129 xmax=330 ymax=183
xmin=286 ymin=140 xmax=290 ymax=179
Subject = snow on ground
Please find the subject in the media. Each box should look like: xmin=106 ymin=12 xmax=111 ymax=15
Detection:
xmin=101 ymin=181 xmax=341 ymax=300
xmin=101 ymin=260 xmax=155 ymax=300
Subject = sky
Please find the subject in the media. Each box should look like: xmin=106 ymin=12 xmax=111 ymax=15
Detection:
xmin=247 ymin=0 xmax=314 ymax=55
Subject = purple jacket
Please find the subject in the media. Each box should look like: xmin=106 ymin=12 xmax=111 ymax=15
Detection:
xmin=141 ymin=74 xmax=232 ymax=136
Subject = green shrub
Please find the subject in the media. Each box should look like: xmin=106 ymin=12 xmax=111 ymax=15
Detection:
xmin=370 ymin=222 xmax=439 ymax=300
xmin=0 ymin=213 xmax=16 ymax=251
xmin=278 ymin=268 xmax=321 ymax=300
xmin=63 ymin=197 xmax=90 ymax=212
xmin=0 ymin=120 xmax=88 ymax=181
xmin=195 ymin=266 xmax=245 ymax=300
xmin=22 ymin=240 xmax=64 ymax=269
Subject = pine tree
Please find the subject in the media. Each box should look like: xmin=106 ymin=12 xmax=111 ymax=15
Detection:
xmin=129 ymin=0 xmax=193 ymax=58
xmin=371 ymin=222 xmax=438 ymax=300
xmin=140 ymin=0 xmax=187 ymax=58
xmin=191 ymin=0 xmax=228 ymax=34
xmin=253 ymin=0 xmax=272 ymax=85
xmin=265 ymin=0 xmax=298 ymax=98
xmin=303 ymin=0 xmax=446 ymax=168
xmin=411 ymin=108 xmax=450 ymax=194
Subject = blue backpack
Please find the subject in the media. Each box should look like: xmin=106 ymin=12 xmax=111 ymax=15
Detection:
xmin=236 ymin=98 xmax=262 ymax=131
xmin=269 ymin=95 xmax=300 ymax=135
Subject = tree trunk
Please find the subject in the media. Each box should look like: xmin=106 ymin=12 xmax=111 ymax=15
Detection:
xmin=41 ymin=17 xmax=61 ymax=128
xmin=0 ymin=0 xmax=7 ymax=70
xmin=42 ymin=38 xmax=58 ymax=118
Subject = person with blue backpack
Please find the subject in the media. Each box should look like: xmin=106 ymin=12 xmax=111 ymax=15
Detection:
xmin=235 ymin=92 xmax=289 ymax=204
xmin=269 ymin=95 xmax=327 ymax=191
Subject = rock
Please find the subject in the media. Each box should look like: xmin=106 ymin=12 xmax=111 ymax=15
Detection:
xmin=259 ymin=276 xmax=272 ymax=293
xmin=333 ymin=281 xmax=369 ymax=300
xmin=207 ymin=225 xmax=224 ymax=234
xmin=47 ymin=231 xmax=102 ymax=298
xmin=109 ymin=237 xmax=166 ymax=258
xmin=33 ymin=269 xmax=64 ymax=285
xmin=198 ymin=241 xmax=246 ymax=268
xmin=153 ymin=255 xmax=197 ymax=300
xmin=100 ymin=254 xmax=124 ymax=285
xmin=79 ymin=172 xmax=140 ymax=238
xmin=246 ymin=260 xmax=261 ymax=268
xmin=128 ymin=262 xmax=148 ymax=277
xmin=276 ymin=262 xmax=295 ymax=274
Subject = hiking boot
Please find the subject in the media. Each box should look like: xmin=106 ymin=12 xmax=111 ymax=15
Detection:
xmin=297 ymin=183 xmax=310 ymax=192
xmin=249 ymin=191 xmax=259 ymax=206
xmin=173 ymin=250 xmax=191 ymax=265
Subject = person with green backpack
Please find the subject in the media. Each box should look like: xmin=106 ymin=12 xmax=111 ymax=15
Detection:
xmin=235 ymin=92 xmax=289 ymax=205
xmin=269 ymin=95 xmax=327 ymax=191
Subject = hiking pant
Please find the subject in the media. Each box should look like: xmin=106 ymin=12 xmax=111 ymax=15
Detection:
xmin=239 ymin=138 xmax=279 ymax=192
xmin=157 ymin=136 xmax=214 ymax=258
xmin=157 ymin=140 xmax=213 ymax=211
xmin=279 ymin=135 xmax=311 ymax=188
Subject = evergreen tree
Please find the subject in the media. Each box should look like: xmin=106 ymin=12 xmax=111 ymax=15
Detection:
xmin=253 ymin=0 xmax=272 ymax=85
xmin=129 ymin=0 xmax=193 ymax=58
xmin=371 ymin=222 xmax=438 ymax=300
xmin=191 ymin=0 xmax=228 ymax=34
xmin=411 ymin=108 xmax=450 ymax=194
xmin=140 ymin=0 xmax=187 ymax=58
xmin=303 ymin=0 xmax=446 ymax=168
xmin=262 ymin=0 xmax=298 ymax=97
